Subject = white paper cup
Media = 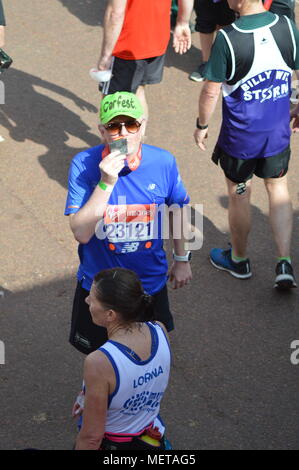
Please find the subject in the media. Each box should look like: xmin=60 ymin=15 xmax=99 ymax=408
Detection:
xmin=89 ymin=68 xmax=112 ymax=83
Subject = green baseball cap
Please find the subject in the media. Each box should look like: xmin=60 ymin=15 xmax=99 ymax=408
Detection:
xmin=99 ymin=92 xmax=143 ymax=124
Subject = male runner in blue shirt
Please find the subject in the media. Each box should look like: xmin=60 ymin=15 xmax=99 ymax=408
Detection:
xmin=66 ymin=92 xmax=192 ymax=353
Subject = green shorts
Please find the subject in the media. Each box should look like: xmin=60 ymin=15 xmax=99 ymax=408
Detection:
xmin=212 ymin=145 xmax=290 ymax=184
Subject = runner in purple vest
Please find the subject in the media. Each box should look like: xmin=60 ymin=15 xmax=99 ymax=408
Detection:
xmin=194 ymin=0 xmax=299 ymax=289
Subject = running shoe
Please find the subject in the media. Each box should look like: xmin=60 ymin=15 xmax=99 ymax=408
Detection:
xmin=274 ymin=260 xmax=297 ymax=289
xmin=189 ymin=21 xmax=196 ymax=33
xmin=189 ymin=62 xmax=207 ymax=82
xmin=163 ymin=436 xmax=173 ymax=450
xmin=210 ymin=247 xmax=252 ymax=279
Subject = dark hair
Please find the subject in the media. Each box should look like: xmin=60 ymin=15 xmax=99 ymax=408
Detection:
xmin=93 ymin=268 xmax=154 ymax=324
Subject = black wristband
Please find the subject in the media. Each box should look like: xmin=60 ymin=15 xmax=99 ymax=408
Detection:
xmin=196 ymin=118 xmax=208 ymax=130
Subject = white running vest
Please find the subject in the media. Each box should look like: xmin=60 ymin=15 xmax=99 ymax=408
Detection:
xmin=99 ymin=322 xmax=171 ymax=434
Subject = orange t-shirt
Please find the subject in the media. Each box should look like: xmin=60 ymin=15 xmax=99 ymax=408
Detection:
xmin=112 ymin=0 xmax=172 ymax=60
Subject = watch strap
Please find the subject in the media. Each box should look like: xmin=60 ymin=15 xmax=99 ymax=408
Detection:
xmin=196 ymin=118 xmax=208 ymax=130
xmin=173 ymin=250 xmax=192 ymax=262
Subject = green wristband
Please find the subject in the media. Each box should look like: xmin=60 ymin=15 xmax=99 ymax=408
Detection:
xmin=98 ymin=181 xmax=114 ymax=192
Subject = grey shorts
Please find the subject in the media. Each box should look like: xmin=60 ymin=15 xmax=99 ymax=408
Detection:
xmin=100 ymin=54 xmax=165 ymax=95
xmin=101 ymin=54 xmax=165 ymax=94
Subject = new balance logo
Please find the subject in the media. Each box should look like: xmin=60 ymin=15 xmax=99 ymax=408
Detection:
xmin=121 ymin=242 xmax=140 ymax=253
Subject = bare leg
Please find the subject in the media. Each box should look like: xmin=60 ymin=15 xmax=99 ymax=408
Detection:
xmin=264 ymin=175 xmax=293 ymax=258
xmin=226 ymin=177 xmax=252 ymax=258
xmin=0 ymin=25 xmax=5 ymax=48
xmin=136 ymin=85 xmax=148 ymax=121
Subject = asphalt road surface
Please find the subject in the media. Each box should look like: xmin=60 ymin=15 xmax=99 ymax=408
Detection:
xmin=0 ymin=0 xmax=298 ymax=450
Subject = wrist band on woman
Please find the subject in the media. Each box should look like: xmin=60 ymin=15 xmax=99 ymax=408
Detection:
xmin=98 ymin=181 xmax=114 ymax=193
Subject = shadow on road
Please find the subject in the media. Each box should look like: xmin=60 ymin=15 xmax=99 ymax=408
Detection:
xmin=0 ymin=208 xmax=299 ymax=449
xmin=218 ymin=194 xmax=299 ymax=271
xmin=0 ymin=68 xmax=99 ymax=188
xmin=0 ymin=277 xmax=83 ymax=450
xmin=57 ymin=0 xmax=106 ymax=26
xmin=165 ymin=39 xmax=201 ymax=76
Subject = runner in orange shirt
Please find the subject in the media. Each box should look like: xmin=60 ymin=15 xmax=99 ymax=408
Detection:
xmin=96 ymin=0 xmax=193 ymax=118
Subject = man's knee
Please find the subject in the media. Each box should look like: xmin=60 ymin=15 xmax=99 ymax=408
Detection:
xmin=0 ymin=26 xmax=5 ymax=48
xmin=136 ymin=84 xmax=146 ymax=96
xmin=264 ymin=175 xmax=289 ymax=193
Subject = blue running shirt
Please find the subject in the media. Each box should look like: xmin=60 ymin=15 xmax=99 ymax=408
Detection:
xmin=65 ymin=144 xmax=190 ymax=293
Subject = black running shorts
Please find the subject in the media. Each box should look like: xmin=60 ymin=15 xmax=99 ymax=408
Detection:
xmin=194 ymin=0 xmax=235 ymax=34
xmin=267 ymin=0 xmax=295 ymax=21
xmin=212 ymin=144 xmax=291 ymax=183
xmin=101 ymin=54 xmax=165 ymax=95
xmin=69 ymin=281 xmax=174 ymax=354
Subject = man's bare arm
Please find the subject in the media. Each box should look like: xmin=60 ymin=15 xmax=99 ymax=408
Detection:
xmin=291 ymin=70 xmax=299 ymax=132
xmin=194 ymin=80 xmax=222 ymax=150
xmin=173 ymin=0 xmax=193 ymax=54
xmin=69 ymin=151 xmax=126 ymax=244
xmin=97 ymin=0 xmax=127 ymax=71
xmin=168 ymin=207 xmax=192 ymax=290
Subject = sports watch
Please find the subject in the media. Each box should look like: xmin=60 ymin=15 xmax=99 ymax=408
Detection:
xmin=173 ymin=250 xmax=192 ymax=262
xmin=196 ymin=118 xmax=208 ymax=130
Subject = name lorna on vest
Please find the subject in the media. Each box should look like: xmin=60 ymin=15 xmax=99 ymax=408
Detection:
xmin=240 ymin=70 xmax=291 ymax=103
xmin=133 ymin=365 xmax=164 ymax=389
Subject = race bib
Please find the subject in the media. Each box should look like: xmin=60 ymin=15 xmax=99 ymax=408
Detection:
xmin=102 ymin=204 xmax=157 ymax=254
